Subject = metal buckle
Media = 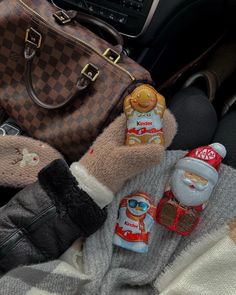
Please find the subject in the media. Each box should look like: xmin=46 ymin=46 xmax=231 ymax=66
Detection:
xmin=81 ymin=64 xmax=99 ymax=82
xmin=53 ymin=10 xmax=71 ymax=25
xmin=103 ymin=48 xmax=121 ymax=64
xmin=25 ymin=28 xmax=42 ymax=49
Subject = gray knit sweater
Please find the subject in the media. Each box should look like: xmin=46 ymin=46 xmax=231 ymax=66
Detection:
xmin=1 ymin=151 xmax=236 ymax=295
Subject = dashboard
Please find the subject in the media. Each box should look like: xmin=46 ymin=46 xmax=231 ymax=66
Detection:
xmin=52 ymin=0 xmax=226 ymax=86
xmin=55 ymin=0 xmax=161 ymax=38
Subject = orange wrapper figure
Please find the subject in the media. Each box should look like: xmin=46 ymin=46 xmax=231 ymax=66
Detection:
xmin=124 ymin=84 xmax=166 ymax=146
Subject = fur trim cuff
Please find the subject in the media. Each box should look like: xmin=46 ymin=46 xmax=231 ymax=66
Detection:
xmin=38 ymin=159 xmax=107 ymax=236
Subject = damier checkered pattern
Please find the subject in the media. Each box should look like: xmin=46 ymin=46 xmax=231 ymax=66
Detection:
xmin=0 ymin=0 xmax=151 ymax=161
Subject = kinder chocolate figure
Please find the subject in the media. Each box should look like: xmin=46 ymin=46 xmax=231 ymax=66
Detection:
xmin=124 ymin=84 xmax=166 ymax=146
xmin=156 ymin=143 xmax=226 ymax=236
xmin=113 ymin=192 xmax=156 ymax=253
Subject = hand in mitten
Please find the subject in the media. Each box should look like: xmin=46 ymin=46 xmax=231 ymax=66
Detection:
xmin=70 ymin=109 xmax=177 ymax=208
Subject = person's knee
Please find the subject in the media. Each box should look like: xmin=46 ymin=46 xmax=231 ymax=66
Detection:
xmin=214 ymin=109 xmax=236 ymax=168
xmin=168 ymin=87 xmax=217 ymax=150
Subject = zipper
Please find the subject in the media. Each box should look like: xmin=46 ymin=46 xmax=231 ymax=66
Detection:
xmin=18 ymin=0 xmax=135 ymax=81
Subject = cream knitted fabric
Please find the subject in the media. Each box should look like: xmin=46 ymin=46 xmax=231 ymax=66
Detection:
xmin=156 ymin=219 xmax=236 ymax=295
xmin=0 ymin=136 xmax=62 ymax=187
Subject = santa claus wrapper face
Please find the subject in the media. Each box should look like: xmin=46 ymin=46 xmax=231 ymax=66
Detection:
xmin=171 ymin=143 xmax=227 ymax=207
xmin=113 ymin=193 xmax=156 ymax=254
xmin=171 ymin=168 xmax=215 ymax=206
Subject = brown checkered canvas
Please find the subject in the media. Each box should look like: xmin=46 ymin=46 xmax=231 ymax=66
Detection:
xmin=0 ymin=0 xmax=151 ymax=161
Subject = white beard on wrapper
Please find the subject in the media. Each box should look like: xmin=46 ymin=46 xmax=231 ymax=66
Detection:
xmin=171 ymin=168 xmax=215 ymax=207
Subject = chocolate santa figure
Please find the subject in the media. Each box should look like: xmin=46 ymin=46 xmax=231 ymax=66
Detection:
xmin=156 ymin=143 xmax=227 ymax=236
xmin=124 ymin=84 xmax=166 ymax=146
xmin=113 ymin=192 xmax=156 ymax=253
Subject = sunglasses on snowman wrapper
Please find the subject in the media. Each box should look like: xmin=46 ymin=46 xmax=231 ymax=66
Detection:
xmin=128 ymin=199 xmax=149 ymax=211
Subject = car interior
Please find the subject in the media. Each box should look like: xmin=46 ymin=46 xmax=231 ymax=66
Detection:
xmin=0 ymin=3 xmax=234 ymax=199
xmin=50 ymin=0 xmax=236 ymax=111
xmin=0 ymin=0 xmax=236 ymax=291
xmin=50 ymin=0 xmax=236 ymax=159
xmin=0 ymin=0 xmax=235 ymax=208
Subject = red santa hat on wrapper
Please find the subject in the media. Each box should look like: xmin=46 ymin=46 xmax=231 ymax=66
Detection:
xmin=176 ymin=143 xmax=227 ymax=185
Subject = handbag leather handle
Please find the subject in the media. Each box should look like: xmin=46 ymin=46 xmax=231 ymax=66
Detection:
xmin=72 ymin=12 xmax=124 ymax=50
xmin=54 ymin=10 xmax=124 ymax=52
xmin=24 ymin=46 xmax=92 ymax=110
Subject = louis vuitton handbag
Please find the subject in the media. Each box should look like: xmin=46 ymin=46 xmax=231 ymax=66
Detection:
xmin=0 ymin=0 xmax=151 ymax=161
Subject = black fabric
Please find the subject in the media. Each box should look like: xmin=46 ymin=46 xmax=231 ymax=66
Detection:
xmin=168 ymin=86 xmax=218 ymax=150
xmin=168 ymin=86 xmax=236 ymax=168
xmin=0 ymin=160 xmax=107 ymax=274
xmin=0 ymin=187 xmax=19 ymax=206
xmin=213 ymin=103 xmax=236 ymax=168
xmin=39 ymin=159 xmax=107 ymax=237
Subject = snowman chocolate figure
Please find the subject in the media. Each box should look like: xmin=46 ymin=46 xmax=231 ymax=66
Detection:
xmin=113 ymin=192 xmax=156 ymax=253
xmin=156 ymin=143 xmax=226 ymax=236
xmin=124 ymin=84 xmax=166 ymax=146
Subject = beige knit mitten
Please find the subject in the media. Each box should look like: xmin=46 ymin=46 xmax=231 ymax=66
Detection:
xmin=0 ymin=136 xmax=63 ymax=188
xmin=70 ymin=110 xmax=177 ymax=208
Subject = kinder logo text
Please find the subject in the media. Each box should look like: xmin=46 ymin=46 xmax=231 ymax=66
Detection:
xmin=125 ymin=221 xmax=138 ymax=228
xmin=137 ymin=121 xmax=153 ymax=126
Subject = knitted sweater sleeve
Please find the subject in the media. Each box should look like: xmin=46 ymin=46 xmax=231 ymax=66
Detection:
xmin=0 ymin=159 xmax=107 ymax=274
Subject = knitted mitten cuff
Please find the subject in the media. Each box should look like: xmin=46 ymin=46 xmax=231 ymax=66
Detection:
xmin=38 ymin=159 xmax=107 ymax=237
